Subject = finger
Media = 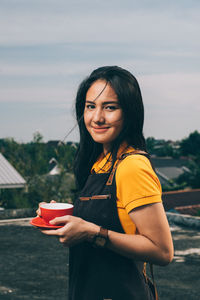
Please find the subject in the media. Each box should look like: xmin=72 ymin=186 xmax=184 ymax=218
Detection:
xmin=36 ymin=202 xmax=46 ymax=216
xmin=40 ymin=229 xmax=61 ymax=235
xmin=49 ymin=215 xmax=71 ymax=225
xmin=50 ymin=200 xmax=57 ymax=203
xmin=59 ymin=236 xmax=67 ymax=243
xmin=59 ymin=236 xmax=73 ymax=247
xmin=36 ymin=207 xmax=42 ymax=216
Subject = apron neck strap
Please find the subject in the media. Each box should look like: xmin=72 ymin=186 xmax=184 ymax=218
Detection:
xmin=106 ymin=150 xmax=148 ymax=186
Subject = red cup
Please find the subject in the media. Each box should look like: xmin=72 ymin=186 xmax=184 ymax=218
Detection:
xmin=40 ymin=202 xmax=73 ymax=225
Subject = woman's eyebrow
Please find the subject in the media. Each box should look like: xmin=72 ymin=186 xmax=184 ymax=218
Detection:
xmin=85 ymin=100 xmax=119 ymax=104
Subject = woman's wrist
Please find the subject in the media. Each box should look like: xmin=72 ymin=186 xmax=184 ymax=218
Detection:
xmin=92 ymin=227 xmax=109 ymax=248
xmin=85 ymin=222 xmax=100 ymax=243
xmin=84 ymin=222 xmax=110 ymax=248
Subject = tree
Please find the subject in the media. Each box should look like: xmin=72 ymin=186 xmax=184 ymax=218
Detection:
xmin=33 ymin=131 xmax=43 ymax=143
xmin=175 ymin=155 xmax=200 ymax=189
xmin=146 ymin=137 xmax=156 ymax=153
xmin=180 ymin=130 xmax=200 ymax=156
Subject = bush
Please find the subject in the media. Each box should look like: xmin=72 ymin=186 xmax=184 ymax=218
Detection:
xmin=0 ymin=172 xmax=75 ymax=209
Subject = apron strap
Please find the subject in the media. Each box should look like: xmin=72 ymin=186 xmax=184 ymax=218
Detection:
xmin=106 ymin=150 xmax=149 ymax=186
xmin=143 ymin=263 xmax=159 ymax=300
xmin=150 ymin=263 xmax=159 ymax=300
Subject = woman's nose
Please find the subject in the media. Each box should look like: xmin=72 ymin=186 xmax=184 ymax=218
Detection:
xmin=93 ymin=108 xmax=105 ymax=123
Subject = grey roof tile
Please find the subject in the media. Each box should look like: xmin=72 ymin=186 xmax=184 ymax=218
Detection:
xmin=0 ymin=153 xmax=26 ymax=188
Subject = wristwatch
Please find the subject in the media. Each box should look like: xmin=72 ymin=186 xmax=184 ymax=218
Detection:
xmin=93 ymin=226 xmax=109 ymax=248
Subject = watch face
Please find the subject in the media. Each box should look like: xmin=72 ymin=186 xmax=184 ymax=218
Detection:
xmin=96 ymin=236 xmax=106 ymax=247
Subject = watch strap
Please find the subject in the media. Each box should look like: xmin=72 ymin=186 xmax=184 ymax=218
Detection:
xmin=93 ymin=226 xmax=109 ymax=248
xmin=99 ymin=226 xmax=108 ymax=239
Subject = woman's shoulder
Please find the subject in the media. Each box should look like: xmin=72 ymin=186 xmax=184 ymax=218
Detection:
xmin=116 ymin=152 xmax=162 ymax=194
xmin=116 ymin=152 xmax=160 ymax=186
xmin=118 ymin=152 xmax=152 ymax=174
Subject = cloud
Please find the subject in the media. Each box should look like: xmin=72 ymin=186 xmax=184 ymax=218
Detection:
xmin=0 ymin=99 xmax=79 ymax=143
xmin=0 ymin=86 xmax=75 ymax=105
xmin=0 ymin=1 xmax=199 ymax=47
xmin=0 ymin=61 xmax=91 ymax=77
xmin=0 ymin=0 xmax=200 ymax=142
xmin=139 ymin=72 xmax=200 ymax=108
xmin=138 ymin=72 xmax=200 ymax=140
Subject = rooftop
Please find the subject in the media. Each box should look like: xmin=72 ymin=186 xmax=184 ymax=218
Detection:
xmin=152 ymin=157 xmax=190 ymax=187
xmin=0 ymin=153 xmax=26 ymax=189
xmin=0 ymin=218 xmax=199 ymax=300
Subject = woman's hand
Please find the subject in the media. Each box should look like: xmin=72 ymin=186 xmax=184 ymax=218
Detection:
xmin=40 ymin=215 xmax=99 ymax=247
xmin=36 ymin=200 xmax=56 ymax=217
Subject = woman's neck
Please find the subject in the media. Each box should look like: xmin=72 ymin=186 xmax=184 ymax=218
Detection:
xmin=103 ymin=143 xmax=111 ymax=156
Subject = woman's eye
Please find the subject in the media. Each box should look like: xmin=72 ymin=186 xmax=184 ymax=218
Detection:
xmin=86 ymin=104 xmax=95 ymax=109
xmin=105 ymin=105 xmax=118 ymax=111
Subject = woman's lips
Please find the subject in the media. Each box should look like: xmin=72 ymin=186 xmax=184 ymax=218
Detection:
xmin=91 ymin=126 xmax=110 ymax=133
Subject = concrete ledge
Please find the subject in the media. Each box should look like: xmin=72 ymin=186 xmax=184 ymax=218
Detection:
xmin=0 ymin=217 xmax=32 ymax=226
xmin=0 ymin=208 xmax=35 ymax=220
xmin=1 ymin=209 xmax=200 ymax=229
xmin=167 ymin=212 xmax=200 ymax=229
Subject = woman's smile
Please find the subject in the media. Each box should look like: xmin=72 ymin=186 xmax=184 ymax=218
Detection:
xmin=91 ymin=126 xmax=110 ymax=132
xmin=84 ymin=80 xmax=124 ymax=153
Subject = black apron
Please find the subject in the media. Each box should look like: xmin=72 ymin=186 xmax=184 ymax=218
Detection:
xmin=69 ymin=152 xmax=155 ymax=300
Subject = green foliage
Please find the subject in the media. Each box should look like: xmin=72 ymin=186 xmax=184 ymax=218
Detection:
xmin=161 ymin=181 xmax=187 ymax=192
xmin=146 ymin=131 xmax=200 ymax=158
xmin=26 ymin=172 xmax=75 ymax=208
xmin=175 ymin=155 xmax=200 ymax=189
xmin=180 ymin=130 xmax=200 ymax=156
xmin=0 ymin=132 xmax=77 ymax=209
xmin=0 ymin=172 xmax=76 ymax=209
xmin=0 ymin=188 xmax=30 ymax=209
xmin=146 ymin=137 xmax=181 ymax=158
xmin=154 ymin=144 xmax=174 ymax=157
xmin=0 ymin=133 xmax=77 ymax=177
xmin=146 ymin=137 xmax=156 ymax=153
xmin=33 ymin=131 xmax=43 ymax=143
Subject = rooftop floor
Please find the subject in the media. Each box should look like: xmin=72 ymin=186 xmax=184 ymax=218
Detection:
xmin=0 ymin=218 xmax=200 ymax=300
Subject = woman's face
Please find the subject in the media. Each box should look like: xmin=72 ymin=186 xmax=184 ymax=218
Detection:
xmin=84 ymin=80 xmax=124 ymax=154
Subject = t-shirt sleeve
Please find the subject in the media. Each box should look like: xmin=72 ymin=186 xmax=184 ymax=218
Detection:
xmin=116 ymin=155 xmax=162 ymax=214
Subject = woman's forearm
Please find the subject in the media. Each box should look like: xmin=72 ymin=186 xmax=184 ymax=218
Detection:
xmin=85 ymin=204 xmax=174 ymax=266
xmin=106 ymin=230 xmax=173 ymax=266
xmin=85 ymin=221 xmax=173 ymax=266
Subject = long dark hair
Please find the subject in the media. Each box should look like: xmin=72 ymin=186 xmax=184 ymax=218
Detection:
xmin=74 ymin=66 xmax=147 ymax=190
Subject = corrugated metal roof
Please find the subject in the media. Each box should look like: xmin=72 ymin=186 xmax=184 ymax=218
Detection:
xmin=0 ymin=153 xmax=26 ymax=188
xmin=156 ymin=166 xmax=185 ymax=180
xmin=152 ymin=157 xmax=189 ymax=168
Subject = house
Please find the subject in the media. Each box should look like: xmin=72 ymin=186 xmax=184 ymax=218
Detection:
xmin=48 ymin=158 xmax=61 ymax=175
xmin=151 ymin=156 xmax=190 ymax=187
xmin=0 ymin=153 xmax=26 ymax=189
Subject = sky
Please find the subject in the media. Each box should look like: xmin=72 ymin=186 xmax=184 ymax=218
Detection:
xmin=0 ymin=0 xmax=200 ymax=143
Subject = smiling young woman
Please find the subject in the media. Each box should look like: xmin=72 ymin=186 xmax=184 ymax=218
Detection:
xmin=38 ymin=66 xmax=174 ymax=300
xmin=84 ymin=80 xmax=124 ymax=154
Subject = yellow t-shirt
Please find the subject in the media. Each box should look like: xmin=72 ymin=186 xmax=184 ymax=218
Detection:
xmin=92 ymin=144 xmax=162 ymax=234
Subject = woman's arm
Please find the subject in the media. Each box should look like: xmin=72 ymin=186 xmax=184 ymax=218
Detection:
xmin=107 ymin=202 xmax=174 ymax=266
xmin=41 ymin=202 xmax=173 ymax=266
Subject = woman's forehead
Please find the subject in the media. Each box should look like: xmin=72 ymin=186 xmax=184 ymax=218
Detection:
xmin=86 ymin=80 xmax=117 ymax=101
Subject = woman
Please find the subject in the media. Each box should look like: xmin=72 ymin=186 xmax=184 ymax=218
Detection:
xmin=39 ymin=66 xmax=174 ymax=300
